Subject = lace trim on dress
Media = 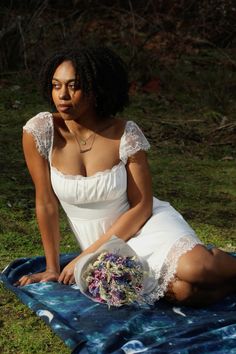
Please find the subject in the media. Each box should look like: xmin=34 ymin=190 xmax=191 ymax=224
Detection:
xmin=23 ymin=112 xmax=53 ymax=159
xmin=119 ymin=121 xmax=150 ymax=164
xmin=145 ymin=235 xmax=203 ymax=304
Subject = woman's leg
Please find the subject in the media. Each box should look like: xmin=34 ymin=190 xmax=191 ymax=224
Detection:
xmin=165 ymin=277 xmax=235 ymax=307
xmin=164 ymin=244 xmax=236 ymax=307
xmin=176 ymin=245 xmax=236 ymax=285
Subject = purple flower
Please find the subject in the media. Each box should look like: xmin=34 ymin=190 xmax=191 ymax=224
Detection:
xmin=83 ymin=252 xmax=144 ymax=307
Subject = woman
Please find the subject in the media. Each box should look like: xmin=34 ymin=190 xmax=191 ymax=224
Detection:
xmin=18 ymin=46 xmax=236 ymax=306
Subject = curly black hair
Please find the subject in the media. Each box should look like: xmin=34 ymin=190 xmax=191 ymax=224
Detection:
xmin=40 ymin=46 xmax=129 ymax=118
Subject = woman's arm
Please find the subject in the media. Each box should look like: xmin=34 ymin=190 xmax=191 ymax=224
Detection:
xmin=102 ymin=150 xmax=153 ymax=240
xmin=17 ymin=131 xmax=61 ymax=286
xmin=59 ymin=150 xmax=153 ymax=284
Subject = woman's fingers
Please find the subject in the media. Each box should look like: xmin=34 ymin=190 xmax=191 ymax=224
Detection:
xmin=58 ymin=270 xmax=64 ymax=283
xmin=58 ymin=258 xmax=77 ymax=284
xmin=15 ymin=271 xmax=59 ymax=287
xmin=15 ymin=274 xmax=35 ymax=286
xmin=69 ymin=276 xmax=75 ymax=285
xmin=58 ymin=269 xmax=75 ymax=285
xmin=16 ymin=270 xmax=74 ymax=287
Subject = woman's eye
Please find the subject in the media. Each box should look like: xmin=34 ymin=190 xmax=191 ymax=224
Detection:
xmin=69 ymin=82 xmax=80 ymax=90
xmin=52 ymin=83 xmax=61 ymax=89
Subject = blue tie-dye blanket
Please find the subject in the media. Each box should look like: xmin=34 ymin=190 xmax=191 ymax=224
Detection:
xmin=1 ymin=253 xmax=236 ymax=354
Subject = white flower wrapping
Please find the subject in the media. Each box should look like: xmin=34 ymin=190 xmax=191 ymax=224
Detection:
xmin=74 ymin=236 xmax=151 ymax=306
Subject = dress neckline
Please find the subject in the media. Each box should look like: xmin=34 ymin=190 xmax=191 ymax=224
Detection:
xmin=51 ymin=161 xmax=125 ymax=180
xmin=48 ymin=113 xmax=128 ymax=179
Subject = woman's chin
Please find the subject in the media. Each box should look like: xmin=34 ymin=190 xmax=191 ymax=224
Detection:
xmin=56 ymin=111 xmax=76 ymax=120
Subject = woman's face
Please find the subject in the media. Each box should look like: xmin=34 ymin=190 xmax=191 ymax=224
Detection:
xmin=51 ymin=60 xmax=95 ymax=120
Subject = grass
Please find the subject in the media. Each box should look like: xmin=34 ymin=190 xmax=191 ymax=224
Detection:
xmin=0 ymin=52 xmax=236 ymax=353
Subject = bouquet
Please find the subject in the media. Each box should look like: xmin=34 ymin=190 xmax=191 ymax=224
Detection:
xmin=83 ymin=251 xmax=144 ymax=307
xmin=74 ymin=236 xmax=150 ymax=307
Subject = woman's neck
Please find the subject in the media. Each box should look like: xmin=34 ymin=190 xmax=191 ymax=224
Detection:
xmin=63 ymin=114 xmax=112 ymax=136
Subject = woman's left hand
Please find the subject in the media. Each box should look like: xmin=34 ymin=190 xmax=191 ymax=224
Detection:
xmin=58 ymin=258 xmax=79 ymax=285
xmin=15 ymin=269 xmax=60 ymax=286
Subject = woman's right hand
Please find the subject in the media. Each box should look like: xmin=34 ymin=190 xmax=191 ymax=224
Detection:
xmin=15 ymin=269 xmax=60 ymax=287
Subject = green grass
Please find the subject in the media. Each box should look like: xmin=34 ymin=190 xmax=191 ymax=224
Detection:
xmin=0 ymin=285 xmax=70 ymax=353
xmin=0 ymin=54 xmax=236 ymax=353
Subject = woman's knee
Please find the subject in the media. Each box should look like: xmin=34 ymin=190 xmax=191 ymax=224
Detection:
xmin=176 ymin=245 xmax=218 ymax=284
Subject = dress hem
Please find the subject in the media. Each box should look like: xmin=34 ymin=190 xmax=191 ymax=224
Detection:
xmin=145 ymin=235 xmax=203 ymax=304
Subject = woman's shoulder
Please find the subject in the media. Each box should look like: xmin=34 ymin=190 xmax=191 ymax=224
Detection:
xmin=124 ymin=120 xmax=143 ymax=132
xmin=23 ymin=112 xmax=54 ymax=159
xmin=114 ymin=118 xmax=143 ymax=136
xmin=121 ymin=119 xmax=149 ymax=141
xmin=23 ymin=112 xmax=53 ymax=132
xmin=119 ymin=119 xmax=150 ymax=163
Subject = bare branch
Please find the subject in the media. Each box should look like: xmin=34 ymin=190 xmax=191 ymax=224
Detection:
xmin=17 ymin=16 xmax=28 ymax=70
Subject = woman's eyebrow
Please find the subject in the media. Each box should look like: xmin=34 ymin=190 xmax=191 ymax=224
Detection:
xmin=52 ymin=78 xmax=76 ymax=83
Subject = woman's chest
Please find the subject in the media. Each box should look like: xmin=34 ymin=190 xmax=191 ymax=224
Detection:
xmin=51 ymin=133 xmax=120 ymax=178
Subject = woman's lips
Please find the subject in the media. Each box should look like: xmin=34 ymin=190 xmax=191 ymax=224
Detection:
xmin=58 ymin=104 xmax=72 ymax=112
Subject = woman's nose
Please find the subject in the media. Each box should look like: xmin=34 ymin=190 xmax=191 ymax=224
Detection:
xmin=59 ymin=86 xmax=70 ymax=100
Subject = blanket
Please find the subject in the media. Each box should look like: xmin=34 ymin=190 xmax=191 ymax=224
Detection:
xmin=1 ymin=253 xmax=236 ymax=354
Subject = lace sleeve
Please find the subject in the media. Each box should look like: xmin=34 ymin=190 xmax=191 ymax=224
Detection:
xmin=119 ymin=121 xmax=150 ymax=164
xmin=23 ymin=112 xmax=53 ymax=160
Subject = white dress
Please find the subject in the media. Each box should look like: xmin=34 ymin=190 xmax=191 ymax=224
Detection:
xmin=23 ymin=112 xmax=202 ymax=301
